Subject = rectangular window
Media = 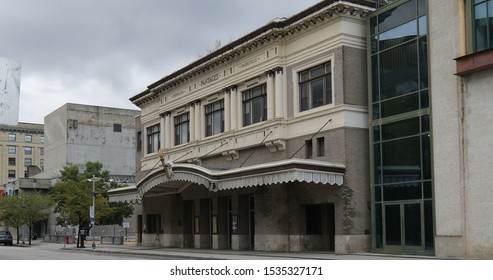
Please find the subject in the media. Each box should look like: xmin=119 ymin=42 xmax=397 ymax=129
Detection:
xmin=8 ymin=170 xmax=16 ymax=178
xmin=8 ymin=134 xmax=16 ymax=141
xmin=305 ymin=139 xmax=313 ymax=159
xmin=243 ymin=84 xmax=267 ymax=126
xmin=472 ymin=0 xmax=493 ymax=52
xmin=25 ymin=135 xmax=32 ymax=142
xmin=40 ymin=136 xmax=44 ymax=144
xmin=40 ymin=159 xmax=44 ymax=169
xmin=24 ymin=147 xmax=33 ymax=155
xmin=174 ymin=113 xmax=190 ymax=145
xmin=299 ymin=62 xmax=332 ymax=112
xmin=317 ymin=137 xmax=325 ymax=157
xmin=24 ymin=158 xmax=32 ymax=167
xmin=8 ymin=146 xmax=16 ymax=154
xmin=146 ymin=124 xmax=160 ymax=154
xmin=8 ymin=157 xmax=16 ymax=166
xmin=113 ymin=123 xmax=122 ymax=132
xmin=205 ymin=100 xmax=224 ymax=137
xmin=40 ymin=148 xmax=44 ymax=156
xmin=137 ymin=131 xmax=142 ymax=152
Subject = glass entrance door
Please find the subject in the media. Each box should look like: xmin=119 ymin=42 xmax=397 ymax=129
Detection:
xmin=384 ymin=202 xmax=423 ymax=250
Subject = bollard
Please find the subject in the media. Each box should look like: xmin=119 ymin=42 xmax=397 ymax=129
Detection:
xmin=66 ymin=235 xmax=70 ymax=244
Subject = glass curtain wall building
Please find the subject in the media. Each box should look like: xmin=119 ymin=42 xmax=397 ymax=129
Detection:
xmin=368 ymin=0 xmax=433 ymax=254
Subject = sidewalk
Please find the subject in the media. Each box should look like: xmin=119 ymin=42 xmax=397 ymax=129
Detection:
xmin=59 ymin=241 xmax=435 ymax=260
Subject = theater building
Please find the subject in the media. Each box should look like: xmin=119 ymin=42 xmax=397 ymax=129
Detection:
xmin=110 ymin=0 xmax=374 ymax=253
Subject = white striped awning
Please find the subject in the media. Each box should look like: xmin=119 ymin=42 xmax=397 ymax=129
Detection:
xmin=108 ymin=159 xmax=345 ymax=203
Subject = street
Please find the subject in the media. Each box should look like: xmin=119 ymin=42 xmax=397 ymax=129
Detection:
xmin=0 ymin=240 xmax=177 ymax=260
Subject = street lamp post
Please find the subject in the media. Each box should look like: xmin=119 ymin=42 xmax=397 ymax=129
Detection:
xmin=88 ymin=175 xmax=102 ymax=249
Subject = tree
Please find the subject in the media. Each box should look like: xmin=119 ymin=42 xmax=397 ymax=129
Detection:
xmin=0 ymin=192 xmax=52 ymax=245
xmin=19 ymin=192 xmax=53 ymax=245
xmin=51 ymin=161 xmax=133 ymax=247
xmin=0 ymin=195 xmax=25 ymax=244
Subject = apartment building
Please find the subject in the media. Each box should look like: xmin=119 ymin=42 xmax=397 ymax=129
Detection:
xmin=0 ymin=122 xmax=44 ymax=190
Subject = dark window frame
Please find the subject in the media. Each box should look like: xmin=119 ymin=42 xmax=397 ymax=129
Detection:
xmin=174 ymin=113 xmax=190 ymax=146
xmin=298 ymin=62 xmax=333 ymax=112
xmin=146 ymin=124 xmax=160 ymax=154
xmin=242 ymin=84 xmax=267 ymax=127
xmin=113 ymin=123 xmax=122 ymax=132
xmin=205 ymin=99 xmax=225 ymax=137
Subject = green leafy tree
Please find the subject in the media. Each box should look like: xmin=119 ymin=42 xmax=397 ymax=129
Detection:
xmin=19 ymin=192 xmax=53 ymax=245
xmin=51 ymin=161 xmax=133 ymax=247
xmin=0 ymin=195 xmax=25 ymax=244
xmin=0 ymin=192 xmax=53 ymax=245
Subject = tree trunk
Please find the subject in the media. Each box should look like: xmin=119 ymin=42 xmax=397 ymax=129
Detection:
xmin=16 ymin=226 xmax=20 ymax=245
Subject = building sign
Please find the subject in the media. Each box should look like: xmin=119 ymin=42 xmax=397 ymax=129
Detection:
xmin=6 ymin=184 xmax=14 ymax=196
xmin=199 ymin=73 xmax=220 ymax=87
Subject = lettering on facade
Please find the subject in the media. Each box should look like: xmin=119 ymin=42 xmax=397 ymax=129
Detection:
xmin=199 ymin=73 xmax=221 ymax=87
xmin=238 ymin=57 xmax=260 ymax=69
xmin=172 ymin=91 xmax=185 ymax=98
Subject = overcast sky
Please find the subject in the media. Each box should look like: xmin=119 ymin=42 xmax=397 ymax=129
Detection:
xmin=1 ymin=0 xmax=321 ymax=124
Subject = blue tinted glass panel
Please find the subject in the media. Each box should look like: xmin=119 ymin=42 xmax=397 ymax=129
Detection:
xmin=379 ymin=20 xmax=417 ymax=51
xmin=378 ymin=0 xmax=416 ymax=33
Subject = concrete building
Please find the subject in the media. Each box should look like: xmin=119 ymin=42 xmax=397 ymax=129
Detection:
xmin=110 ymin=0 xmax=374 ymax=254
xmin=31 ymin=103 xmax=140 ymax=236
xmin=429 ymin=0 xmax=493 ymax=259
xmin=43 ymin=103 xmax=140 ymax=179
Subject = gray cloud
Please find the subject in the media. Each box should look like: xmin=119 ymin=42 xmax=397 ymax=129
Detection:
xmin=0 ymin=0 xmax=320 ymax=123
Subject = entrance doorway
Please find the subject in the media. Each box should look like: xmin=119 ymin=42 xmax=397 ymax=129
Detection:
xmin=183 ymin=200 xmax=194 ymax=248
xmin=304 ymin=203 xmax=335 ymax=251
xmin=384 ymin=201 xmax=423 ymax=250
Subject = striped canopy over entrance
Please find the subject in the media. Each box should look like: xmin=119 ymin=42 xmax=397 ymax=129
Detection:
xmin=108 ymin=158 xmax=345 ymax=203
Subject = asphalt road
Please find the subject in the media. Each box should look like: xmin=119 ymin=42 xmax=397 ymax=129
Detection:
xmin=0 ymin=240 xmax=174 ymax=260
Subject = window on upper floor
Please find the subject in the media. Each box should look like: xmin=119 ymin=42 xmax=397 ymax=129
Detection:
xmin=146 ymin=124 xmax=160 ymax=154
xmin=137 ymin=131 xmax=142 ymax=152
xmin=174 ymin=113 xmax=190 ymax=146
xmin=8 ymin=170 xmax=16 ymax=178
xmin=25 ymin=135 xmax=32 ymax=142
xmin=317 ymin=137 xmax=325 ymax=157
xmin=205 ymin=100 xmax=225 ymax=137
xmin=299 ymin=62 xmax=332 ymax=112
xmin=471 ymin=0 xmax=493 ymax=52
xmin=40 ymin=159 xmax=44 ymax=169
xmin=24 ymin=147 xmax=33 ymax=155
xmin=305 ymin=139 xmax=313 ymax=159
xmin=40 ymin=148 xmax=44 ymax=156
xmin=24 ymin=158 xmax=32 ymax=167
xmin=8 ymin=146 xmax=16 ymax=154
xmin=8 ymin=157 xmax=16 ymax=166
xmin=40 ymin=135 xmax=44 ymax=144
xmin=242 ymin=84 xmax=267 ymax=127
xmin=114 ymin=123 xmax=122 ymax=132
xmin=8 ymin=133 xmax=16 ymax=141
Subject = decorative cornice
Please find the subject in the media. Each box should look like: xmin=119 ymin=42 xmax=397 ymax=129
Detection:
xmin=130 ymin=1 xmax=374 ymax=106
